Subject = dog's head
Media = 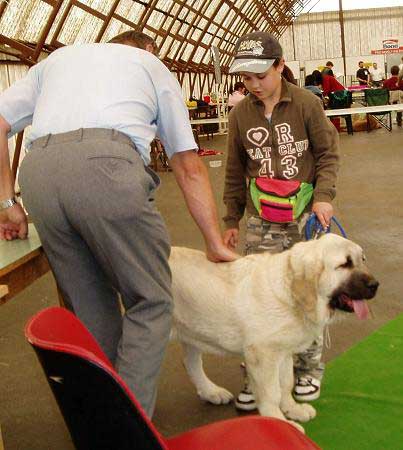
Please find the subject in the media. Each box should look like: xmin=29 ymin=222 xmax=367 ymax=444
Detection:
xmin=289 ymin=234 xmax=379 ymax=322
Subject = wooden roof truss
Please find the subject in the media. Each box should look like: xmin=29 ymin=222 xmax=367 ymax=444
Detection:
xmin=0 ymin=0 xmax=315 ymax=71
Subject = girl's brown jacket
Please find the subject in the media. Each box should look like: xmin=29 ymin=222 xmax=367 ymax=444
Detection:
xmin=223 ymin=78 xmax=340 ymax=229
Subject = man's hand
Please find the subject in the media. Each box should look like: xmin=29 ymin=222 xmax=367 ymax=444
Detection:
xmin=170 ymin=150 xmax=238 ymax=263
xmin=312 ymin=201 xmax=333 ymax=229
xmin=206 ymin=241 xmax=239 ymax=263
xmin=0 ymin=203 xmax=28 ymax=240
xmin=223 ymin=228 xmax=239 ymax=250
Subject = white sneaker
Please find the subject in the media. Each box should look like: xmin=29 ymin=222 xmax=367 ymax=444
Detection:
xmin=235 ymin=363 xmax=257 ymax=411
xmin=293 ymin=376 xmax=321 ymax=402
xmin=234 ymin=383 xmax=257 ymax=411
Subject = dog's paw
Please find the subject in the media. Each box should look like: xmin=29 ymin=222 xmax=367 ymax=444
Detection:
xmin=198 ymin=386 xmax=234 ymax=405
xmin=284 ymin=403 xmax=316 ymax=422
xmin=287 ymin=420 xmax=305 ymax=434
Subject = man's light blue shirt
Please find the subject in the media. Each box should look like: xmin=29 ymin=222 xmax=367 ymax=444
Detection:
xmin=0 ymin=43 xmax=197 ymax=165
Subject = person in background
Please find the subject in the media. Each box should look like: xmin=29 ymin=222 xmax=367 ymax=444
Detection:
xmin=223 ymin=31 xmax=339 ymax=412
xmin=311 ymin=70 xmax=345 ymax=131
xmin=383 ymin=65 xmax=403 ymax=91
xmin=398 ymin=65 xmax=403 ymax=88
xmin=356 ymin=61 xmax=370 ymax=86
xmin=228 ymin=81 xmax=246 ymax=109
xmin=311 ymin=70 xmax=345 ymax=97
xmin=321 ymin=61 xmax=334 ymax=75
xmin=0 ymin=30 xmax=237 ymax=419
xmin=304 ymin=74 xmax=323 ymax=97
xmin=399 ymin=56 xmax=403 ymax=72
xmin=383 ymin=65 xmax=402 ymax=127
xmin=369 ymin=62 xmax=384 ymax=87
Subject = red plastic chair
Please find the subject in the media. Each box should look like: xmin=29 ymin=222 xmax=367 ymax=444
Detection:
xmin=25 ymin=307 xmax=321 ymax=450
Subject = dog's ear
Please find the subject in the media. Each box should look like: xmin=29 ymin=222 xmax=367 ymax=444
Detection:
xmin=288 ymin=241 xmax=324 ymax=323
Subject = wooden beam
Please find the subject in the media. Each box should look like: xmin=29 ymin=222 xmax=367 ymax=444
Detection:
xmin=50 ymin=0 xmax=73 ymax=47
xmin=95 ymin=0 xmax=120 ymax=43
xmin=0 ymin=0 xmax=7 ymax=22
xmin=11 ymin=131 xmax=24 ymax=184
xmin=0 ymin=285 xmax=8 ymax=299
xmin=0 ymin=36 xmax=34 ymax=59
xmin=339 ymin=0 xmax=347 ymax=77
xmin=32 ymin=0 xmax=64 ymax=61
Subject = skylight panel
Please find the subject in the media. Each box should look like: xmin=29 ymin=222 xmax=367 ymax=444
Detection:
xmin=102 ymin=18 xmax=132 ymax=42
xmin=148 ymin=10 xmax=166 ymax=30
xmin=58 ymin=6 xmax=102 ymax=45
xmin=117 ymin=1 xmax=146 ymax=22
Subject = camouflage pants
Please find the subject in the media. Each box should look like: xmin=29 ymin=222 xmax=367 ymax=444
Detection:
xmin=245 ymin=215 xmax=325 ymax=380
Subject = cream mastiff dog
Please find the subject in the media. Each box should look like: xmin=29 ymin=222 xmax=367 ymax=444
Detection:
xmin=169 ymin=234 xmax=379 ymax=432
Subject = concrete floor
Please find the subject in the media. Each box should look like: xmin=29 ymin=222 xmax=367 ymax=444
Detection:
xmin=1 ymin=126 xmax=402 ymax=449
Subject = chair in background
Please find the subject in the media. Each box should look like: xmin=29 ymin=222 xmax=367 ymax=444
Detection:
xmin=25 ymin=307 xmax=321 ymax=450
xmin=364 ymin=88 xmax=392 ymax=132
xmin=328 ymin=90 xmax=353 ymax=135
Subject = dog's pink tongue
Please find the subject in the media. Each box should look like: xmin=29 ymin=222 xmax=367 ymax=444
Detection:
xmin=352 ymin=300 xmax=369 ymax=320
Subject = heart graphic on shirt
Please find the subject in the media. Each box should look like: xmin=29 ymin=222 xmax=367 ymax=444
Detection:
xmin=247 ymin=127 xmax=269 ymax=147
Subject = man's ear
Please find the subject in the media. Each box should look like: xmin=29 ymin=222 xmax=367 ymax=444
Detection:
xmin=145 ymin=43 xmax=155 ymax=54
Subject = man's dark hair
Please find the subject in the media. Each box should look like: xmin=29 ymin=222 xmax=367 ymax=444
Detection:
xmin=109 ymin=31 xmax=157 ymax=54
xmin=390 ymin=65 xmax=399 ymax=76
xmin=358 ymin=61 xmax=364 ymax=65
xmin=326 ymin=61 xmax=334 ymax=67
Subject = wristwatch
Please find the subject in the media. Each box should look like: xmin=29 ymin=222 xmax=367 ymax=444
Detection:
xmin=0 ymin=197 xmax=17 ymax=211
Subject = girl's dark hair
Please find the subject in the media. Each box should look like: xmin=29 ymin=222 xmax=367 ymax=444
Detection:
xmin=305 ymin=74 xmax=315 ymax=86
xmin=311 ymin=70 xmax=323 ymax=85
xmin=282 ymin=65 xmax=297 ymax=85
xmin=391 ymin=65 xmax=399 ymax=76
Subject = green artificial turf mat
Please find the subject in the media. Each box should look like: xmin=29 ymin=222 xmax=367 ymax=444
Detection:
xmin=304 ymin=314 xmax=403 ymax=450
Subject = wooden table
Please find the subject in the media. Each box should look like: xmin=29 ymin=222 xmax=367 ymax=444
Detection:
xmin=0 ymin=223 xmax=50 ymax=305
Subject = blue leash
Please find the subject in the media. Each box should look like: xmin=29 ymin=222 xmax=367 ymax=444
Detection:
xmin=305 ymin=213 xmax=347 ymax=240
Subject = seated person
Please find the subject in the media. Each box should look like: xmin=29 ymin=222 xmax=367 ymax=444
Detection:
xmin=312 ymin=70 xmax=345 ymax=97
xmin=383 ymin=65 xmax=403 ymax=90
xmin=228 ymin=81 xmax=246 ymax=108
xmin=304 ymin=74 xmax=323 ymax=97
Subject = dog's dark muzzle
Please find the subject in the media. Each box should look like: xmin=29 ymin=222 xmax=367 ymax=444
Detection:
xmin=329 ymin=272 xmax=379 ymax=314
xmin=343 ymin=272 xmax=379 ymax=300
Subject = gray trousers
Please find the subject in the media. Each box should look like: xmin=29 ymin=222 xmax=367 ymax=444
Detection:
xmin=19 ymin=128 xmax=172 ymax=417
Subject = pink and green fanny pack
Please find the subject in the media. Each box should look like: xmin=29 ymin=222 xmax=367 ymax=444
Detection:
xmin=250 ymin=178 xmax=313 ymax=223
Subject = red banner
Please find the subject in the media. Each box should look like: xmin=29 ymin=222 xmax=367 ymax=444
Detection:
xmin=371 ymin=47 xmax=403 ymax=55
